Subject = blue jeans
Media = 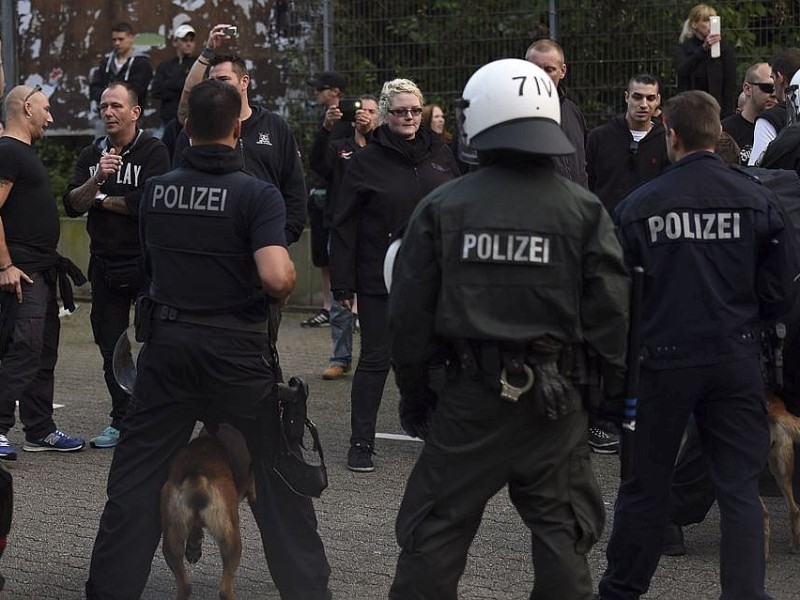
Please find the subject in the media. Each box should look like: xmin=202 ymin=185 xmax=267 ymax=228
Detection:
xmin=328 ymin=293 xmax=353 ymax=367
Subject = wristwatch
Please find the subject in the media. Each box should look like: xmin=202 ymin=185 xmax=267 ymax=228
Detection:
xmin=95 ymin=193 xmax=108 ymax=209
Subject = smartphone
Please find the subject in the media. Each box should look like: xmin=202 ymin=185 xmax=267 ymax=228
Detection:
xmin=709 ymin=16 xmax=720 ymax=58
xmin=224 ymin=26 xmax=238 ymax=37
xmin=338 ymin=98 xmax=363 ymax=122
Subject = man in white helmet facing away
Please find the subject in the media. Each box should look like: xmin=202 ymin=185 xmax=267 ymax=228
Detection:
xmin=387 ymin=58 xmax=630 ymax=600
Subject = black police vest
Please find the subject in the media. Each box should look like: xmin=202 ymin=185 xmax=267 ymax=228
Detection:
xmin=142 ymin=169 xmax=266 ymax=314
xmin=436 ymin=168 xmax=586 ymax=344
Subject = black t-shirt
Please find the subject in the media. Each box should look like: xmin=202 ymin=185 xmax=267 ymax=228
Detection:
xmin=0 ymin=137 xmax=59 ymax=252
xmin=722 ymin=113 xmax=755 ymax=165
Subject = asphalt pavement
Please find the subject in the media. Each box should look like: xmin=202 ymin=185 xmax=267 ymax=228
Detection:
xmin=0 ymin=302 xmax=798 ymax=599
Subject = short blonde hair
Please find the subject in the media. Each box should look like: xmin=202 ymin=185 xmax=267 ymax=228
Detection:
xmin=679 ymin=3 xmax=717 ymax=43
xmin=379 ymin=78 xmax=425 ymax=124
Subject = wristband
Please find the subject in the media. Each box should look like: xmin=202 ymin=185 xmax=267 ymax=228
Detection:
xmin=201 ymin=47 xmax=215 ymax=61
xmin=0 ymin=263 xmax=13 ymax=272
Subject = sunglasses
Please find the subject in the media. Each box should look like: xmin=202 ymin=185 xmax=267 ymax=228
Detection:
xmin=387 ymin=107 xmax=423 ymax=117
xmin=749 ymin=82 xmax=775 ymax=94
xmin=24 ymin=84 xmax=43 ymax=103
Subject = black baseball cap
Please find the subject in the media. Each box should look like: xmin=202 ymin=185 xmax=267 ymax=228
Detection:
xmin=307 ymin=71 xmax=347 ymax=92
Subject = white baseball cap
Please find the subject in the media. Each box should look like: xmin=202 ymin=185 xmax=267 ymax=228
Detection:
xmin=173 ymin=24 xmax=196 ymax=40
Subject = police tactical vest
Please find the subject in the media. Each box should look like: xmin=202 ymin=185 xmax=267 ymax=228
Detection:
xmin=142 ymin=169 xmax=265 ymax=313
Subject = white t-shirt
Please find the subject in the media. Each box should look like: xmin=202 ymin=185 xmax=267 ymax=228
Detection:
xmin=748 ymin=118 xmax=778 ymax=166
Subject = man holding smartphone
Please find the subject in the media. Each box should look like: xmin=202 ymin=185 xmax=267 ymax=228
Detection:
xmin=301 ymin=72 xmax=352 ymax=330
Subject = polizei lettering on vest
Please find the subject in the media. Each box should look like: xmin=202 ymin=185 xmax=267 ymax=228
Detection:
xmin=461 ymin=231 xmax=551 ymax=265
xmin=646 ymin=211 xmax=741 ymax=244
xmin=150 ymin=184 xmax=228 ymax=213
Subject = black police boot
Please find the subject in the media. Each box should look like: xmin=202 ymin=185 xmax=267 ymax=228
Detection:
xmin=662 ymin=522 xmax=686 ymax=556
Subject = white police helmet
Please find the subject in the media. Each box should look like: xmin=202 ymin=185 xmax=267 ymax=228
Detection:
xmin=788 ymin=69 xmax=800 ymax=122
xmin=457 ymin=58 xmax=575 ymax=159
xmin=383 ymin=238 xmax=402 ymax=292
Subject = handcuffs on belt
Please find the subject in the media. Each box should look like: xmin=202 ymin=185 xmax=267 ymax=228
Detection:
xmin=499 ymin=365 xmax=535 ymax=402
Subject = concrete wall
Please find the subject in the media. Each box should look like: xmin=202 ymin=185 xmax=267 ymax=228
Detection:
xmin=57 ymin=218 xmax=323 ymax=309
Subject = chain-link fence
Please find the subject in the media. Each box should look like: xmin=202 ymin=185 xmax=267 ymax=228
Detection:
xmin=284 ymin=0 xmax=800 ymax=153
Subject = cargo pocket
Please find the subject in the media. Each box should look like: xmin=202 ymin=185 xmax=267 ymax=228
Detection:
xmin=395 ymin=449 xmax=447 ymax=552
xmin=568 ymin=443 xmax=604 ymax=554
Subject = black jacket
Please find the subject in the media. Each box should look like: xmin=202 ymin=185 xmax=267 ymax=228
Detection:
xmin=173 ymin=105 xmax=306 ymax=245
xmin=615 ymin=152 xmax=798 ymax=369
xmin=672 ymin=36 xmax=736 ymax=117
xmin=330 ymin=125 xmax=460 ymax=296
xmin=759 ymin=123 xmax=800 ymax=173
xmin=150 ymin=55 xmax=197 ymax=124
xmin=63 ymin=130 xmax=171 ymax=257
xmin=553 ymin=93 xmax=588 ymax=188
xmin=389 ymin=156 xmax=629 ymax=390
xmin=89 ymin=52 xmax=153 ymax=108
xmin=309 ymin=127 xmax=371 ymax=226
xmin=586 ymin=116 xmax=669 ymax=214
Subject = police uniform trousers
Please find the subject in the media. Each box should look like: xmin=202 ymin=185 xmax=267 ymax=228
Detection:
xmin=89 ymin=256 xmax=143 ymax=432
xmin=390 ymin=369 xmax=603 ymax=600
xmin=86 ymin=321 xmax=332 ymax=600
xmin=599 ymin=356 xmax=770 ymax=600
xmin=0 ymin=272 xmax=60 ymax=440
xmin=350 ymin=293 xmax=391 ymax=447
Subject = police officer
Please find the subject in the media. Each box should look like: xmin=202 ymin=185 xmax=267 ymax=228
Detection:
xmin=387 ymin=59 xmax=630 ymax=599
xmin=86 ymin=79 xmax=332 ymax=600
xmin=597 ymin=91 xmax=798 ymax=600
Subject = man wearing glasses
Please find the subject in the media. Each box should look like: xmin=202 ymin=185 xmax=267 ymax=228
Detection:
xmin=0 ymin=85 xmax=86 ymax=458
xmin=722 ymin=62 xmax=777 ymax=165
xmin=748 ymin=47 xmax=800 ymax=165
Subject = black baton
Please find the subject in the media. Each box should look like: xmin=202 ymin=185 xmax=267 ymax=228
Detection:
xmin=620 ymin=266 xmax=645 ymax=481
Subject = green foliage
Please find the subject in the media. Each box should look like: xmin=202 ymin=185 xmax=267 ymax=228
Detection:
xmin=285 ymin=0 xmax=800 ymax=134
xmin=34 ymin=136 xmax=91 ymax=217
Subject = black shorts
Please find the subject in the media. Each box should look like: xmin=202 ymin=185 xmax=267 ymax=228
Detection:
xmin=309 ymin=203 xmax=330 ymax=267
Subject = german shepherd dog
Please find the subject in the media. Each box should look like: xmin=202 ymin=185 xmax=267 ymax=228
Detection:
xmin=764 ymin=392 xmax=800 ymax=556
xmin=161 ymin=425 xmax=255 ymax=600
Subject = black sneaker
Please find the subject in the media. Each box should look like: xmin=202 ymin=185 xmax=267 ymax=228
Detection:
xmin=662 ymin=522 xmax=686 ymax=556
xmin=588 ymin=426 xmax=619 ymax=454
xmin=301 ymin=309 xmax=330 ymax=328
xmin=347 ymin=443 xmax=374 ymax=472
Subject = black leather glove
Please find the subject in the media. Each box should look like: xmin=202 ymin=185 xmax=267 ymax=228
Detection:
xmin=394 ymin=363 xmax=439 ymax=439
xmin=399 ymin=390 xmax=436 ymax=440
xmin=532 ymin=361 xmax=579 ymax=420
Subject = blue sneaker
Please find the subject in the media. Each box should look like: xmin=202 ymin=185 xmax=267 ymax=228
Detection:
xmin=23 ymin=429 xmax=85 ymax=453
xmin=90 ymin=426 xmax=120 ymax=449
xmin=0 ymin=435 xmax=17 ymax=461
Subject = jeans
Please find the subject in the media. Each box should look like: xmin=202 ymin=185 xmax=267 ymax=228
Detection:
xmin=328 ymin=293 xmax=353 ymax=367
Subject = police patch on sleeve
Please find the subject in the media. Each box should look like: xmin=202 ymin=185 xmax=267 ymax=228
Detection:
xmin=646 ymin=211 xmax=741 ymax=245
xmin=461 ymin=230 xmax=551 ymax=265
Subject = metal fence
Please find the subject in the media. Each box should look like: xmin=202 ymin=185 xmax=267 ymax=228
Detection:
xmin=284 ymin=0 xmax=800 ymax=152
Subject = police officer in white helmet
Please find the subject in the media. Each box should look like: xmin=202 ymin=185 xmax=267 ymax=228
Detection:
xmin=387 ymin=58 xmax=630 ymax=599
